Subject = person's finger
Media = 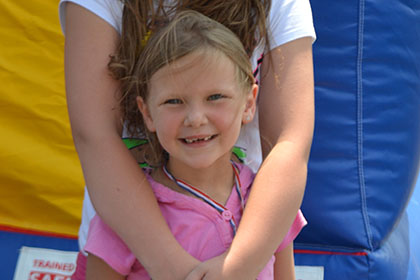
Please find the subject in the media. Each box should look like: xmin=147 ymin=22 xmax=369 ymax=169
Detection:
xmin=184 ymin=265 xmax=206 ymax=280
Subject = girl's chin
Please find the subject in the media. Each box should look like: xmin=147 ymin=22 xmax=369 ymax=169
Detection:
xmin=171 ymin=155 xmax=232 ymax=171
xmin=179 ymin=160 xmax=216 ymax=170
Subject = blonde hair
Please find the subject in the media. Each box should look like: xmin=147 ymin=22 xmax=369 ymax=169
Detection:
xmin=111 ymin=10 xmax=257 ymax=165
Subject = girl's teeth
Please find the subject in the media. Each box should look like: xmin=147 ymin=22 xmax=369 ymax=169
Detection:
xmin=185 ymin=136 xmax=212 ymax=143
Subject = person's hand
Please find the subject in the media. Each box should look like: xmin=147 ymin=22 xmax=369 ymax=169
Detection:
xmin=185 ymin=253 xmax=227 ymax=280
xmin=148 ymin=251 xmax=200 ymax=280
xmin=185 ymin=252 xmax=257 ymax=280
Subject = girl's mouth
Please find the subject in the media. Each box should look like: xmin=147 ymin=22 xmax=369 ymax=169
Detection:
xmin=182 ymin=135 xmax=217 ymax=144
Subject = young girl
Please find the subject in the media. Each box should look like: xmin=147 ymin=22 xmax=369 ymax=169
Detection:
xmin=83 ymin=11 xmax=306 ymax=280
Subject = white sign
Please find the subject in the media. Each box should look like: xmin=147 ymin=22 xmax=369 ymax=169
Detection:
xmin=295 ymin=265 xmax=324 ymax=280
xmin=13 ymin=247 xmax=78 ymax=280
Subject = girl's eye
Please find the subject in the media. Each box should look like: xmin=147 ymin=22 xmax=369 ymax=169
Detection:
xmin=208 ymin=93 xmax=224 ymax=101
xmin=164 ymin=99 xmax=182 ymax=105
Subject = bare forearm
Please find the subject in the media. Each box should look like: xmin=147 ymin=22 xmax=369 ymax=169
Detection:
xmin=274 ymin=243 xmax=296 ymax=280
xmin=64 ymin=4 xmax=199 ymax=278
xmin=86 ymin=254 xmax=125 ymax=280
xmin=223 ymin=38 xmax=313 ymax=278
xmin=184 ymin=147 xmax=306 ymax=280
xmin=75 ymin=134 xmax=199 ymax=279
xmin=224 ymin=143 xmax=307 ymax=278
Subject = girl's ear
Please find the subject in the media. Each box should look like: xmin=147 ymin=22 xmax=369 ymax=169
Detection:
xmin=136 ymin=96 xmax=156 ymax=132
xmin=242 ymin=84 xmax=258 ymax=124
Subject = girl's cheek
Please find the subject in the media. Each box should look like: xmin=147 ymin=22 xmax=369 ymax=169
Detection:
xmin=214 ymin=114 xmax=241 ymax=129
xmin=164 ymin=113 xmax=186 ymax=128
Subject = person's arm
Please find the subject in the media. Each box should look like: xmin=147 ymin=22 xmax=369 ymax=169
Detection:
xmin=186 ymin=36 xmax=314 ymax=279
xmin=86 ymin=254 xmax=125 ymax=280
xmin=224 ymin=35 xmax=314 ymax=278
xmin=64 ymin=3 xmax=199 ymax=279
xmin=273 ymin=244 xmax=296 ymax=280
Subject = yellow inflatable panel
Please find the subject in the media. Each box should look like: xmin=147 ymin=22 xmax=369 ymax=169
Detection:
xmin=0 ymin=1 xmax=84 ymax=236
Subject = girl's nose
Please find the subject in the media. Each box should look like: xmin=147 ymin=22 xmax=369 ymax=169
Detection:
xmin=184 ymin=105 xmax=208 ymax=128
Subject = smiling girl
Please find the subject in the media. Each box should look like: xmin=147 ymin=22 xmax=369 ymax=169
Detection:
xmin=83 ymin=11 xmax=306 ymax=280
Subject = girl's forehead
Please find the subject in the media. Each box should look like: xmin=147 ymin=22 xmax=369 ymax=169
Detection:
xmin=148 ymin=49 xmax=247 ymax=98
xmin=152 ymin=49 xmax=231 ymax=81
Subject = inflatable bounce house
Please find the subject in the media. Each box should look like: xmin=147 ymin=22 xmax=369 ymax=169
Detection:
xmin=293 ymin=0 xmax=420 ymax=279
xmin=0 ymin=1 xmax=80 ymax=279
xmin=0 ymin=0 xmax=418 ymax=279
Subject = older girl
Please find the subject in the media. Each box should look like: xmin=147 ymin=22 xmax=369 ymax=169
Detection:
xmin=60 ymin=0 xmax=315 ymax=279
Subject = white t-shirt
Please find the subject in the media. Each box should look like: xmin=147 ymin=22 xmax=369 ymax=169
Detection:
xmin=59 ymin=0 xmax=316 ymax=253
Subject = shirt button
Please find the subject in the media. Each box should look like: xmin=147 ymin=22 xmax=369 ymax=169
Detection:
xmin=222 ymin=210 xmax=233 ymax=221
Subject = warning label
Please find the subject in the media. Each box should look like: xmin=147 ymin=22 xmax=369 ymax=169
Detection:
xmin=29 ymin=271 xmax=71 ymax=280
xmin=13 ymin=247 xmax=78 ymax=280
xmin=295 ymin=266 xmax=324 ymax=280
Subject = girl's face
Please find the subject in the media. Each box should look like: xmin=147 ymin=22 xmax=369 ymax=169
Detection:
xmin=137 ymin=50 xmax=257 ymax=170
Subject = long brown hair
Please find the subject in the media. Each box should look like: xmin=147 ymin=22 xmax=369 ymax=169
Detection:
xmin=117 ymin=1 xmax=271 ymax=64
xmin=111 ymin=0 xmax=271 ymax=89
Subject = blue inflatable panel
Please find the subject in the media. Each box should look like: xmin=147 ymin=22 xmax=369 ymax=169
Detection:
xmin=0 ymin=230 xmax=78 ymax=280
xmin=295 ymin=0 xmax=420 ymax=278
xmin=367 ymin=213 xmax=410 ymax=280
xmin=406 ymin=176 xmax=420 ymax=279
xmin=295 ymin=211 xmax=410 ymax=279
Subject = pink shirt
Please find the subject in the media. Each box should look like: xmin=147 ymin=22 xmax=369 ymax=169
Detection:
xmin=84 ymin=164 xmax=307 ymax=279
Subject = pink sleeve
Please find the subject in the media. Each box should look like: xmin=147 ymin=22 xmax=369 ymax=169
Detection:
xmin=84 ymin=215 xmax=136 ymax=275
xmin=275 ymin=210 xmax=307 ymax=252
